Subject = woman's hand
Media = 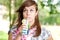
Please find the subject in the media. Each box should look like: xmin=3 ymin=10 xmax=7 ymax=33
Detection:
xmin=20 ymin=24 xmax=28 ymax=35
xmin=15 ymin=19 xmax=28 ymax=40
xmin=15 ymin=26 xmax=23 ymax=40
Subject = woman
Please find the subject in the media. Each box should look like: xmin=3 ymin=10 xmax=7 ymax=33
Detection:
xmin=8 ymin=0 xmax=53 ymax=40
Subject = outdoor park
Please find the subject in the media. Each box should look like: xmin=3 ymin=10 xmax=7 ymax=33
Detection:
xmin=0 ymin=0 xmax=60 ymax=40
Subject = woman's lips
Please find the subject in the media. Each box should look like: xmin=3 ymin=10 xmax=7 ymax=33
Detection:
xmin=28 ymin=17 xmax=32 ymax=19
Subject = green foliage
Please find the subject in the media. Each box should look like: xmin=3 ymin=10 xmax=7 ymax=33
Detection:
xmin=9 ymin=0 xmax=23 ymax=28
xmin=56 ymin=14 xmax=60 ymax=25
xmin=43 ymin=15 xmax=56 ymax=25
xmin=0 ymin=31 xmax=8 ymax=40
xmin=0 ymin=0 xmax=11 ymax=9
xmin=15 ymin=0 xmax=23 ymax=10
xmin=38 ymin=0 xmax=60 ymax=25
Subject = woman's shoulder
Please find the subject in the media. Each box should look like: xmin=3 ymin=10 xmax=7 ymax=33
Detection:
xmin=38 ymin=27 xmax=51 ymax=40
xmin=41 ymin=27 xmax=51 ymax=36
xmin=8 ymin=25 xmax=17 ymax=34
xmin=32 ymin=27 xmax=51 ymax=40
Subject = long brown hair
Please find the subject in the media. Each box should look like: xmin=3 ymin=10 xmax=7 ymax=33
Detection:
xmin=16 ymin=0 xmax=41 ymax=37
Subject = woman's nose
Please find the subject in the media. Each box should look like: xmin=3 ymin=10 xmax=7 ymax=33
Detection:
xmin=27 ymin=11 xmax=30 ymax=16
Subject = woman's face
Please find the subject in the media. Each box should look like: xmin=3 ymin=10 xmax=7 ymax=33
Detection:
xmin=23 ymin=5 xmax=38 ymax=26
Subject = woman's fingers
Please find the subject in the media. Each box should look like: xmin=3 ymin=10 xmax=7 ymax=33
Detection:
xmin=19 ymin=24 xmax=26 ymax=32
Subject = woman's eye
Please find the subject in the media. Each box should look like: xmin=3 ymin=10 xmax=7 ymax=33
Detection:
xmin=30 ymin=9 xmax=33 ymax=12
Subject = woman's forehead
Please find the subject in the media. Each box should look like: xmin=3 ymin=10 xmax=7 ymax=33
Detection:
xmin=24 ymin=5 xmax=36 ymax=9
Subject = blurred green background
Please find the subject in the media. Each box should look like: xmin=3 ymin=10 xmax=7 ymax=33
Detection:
xmin=0 ymin=0 xmax=60 ymax=40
